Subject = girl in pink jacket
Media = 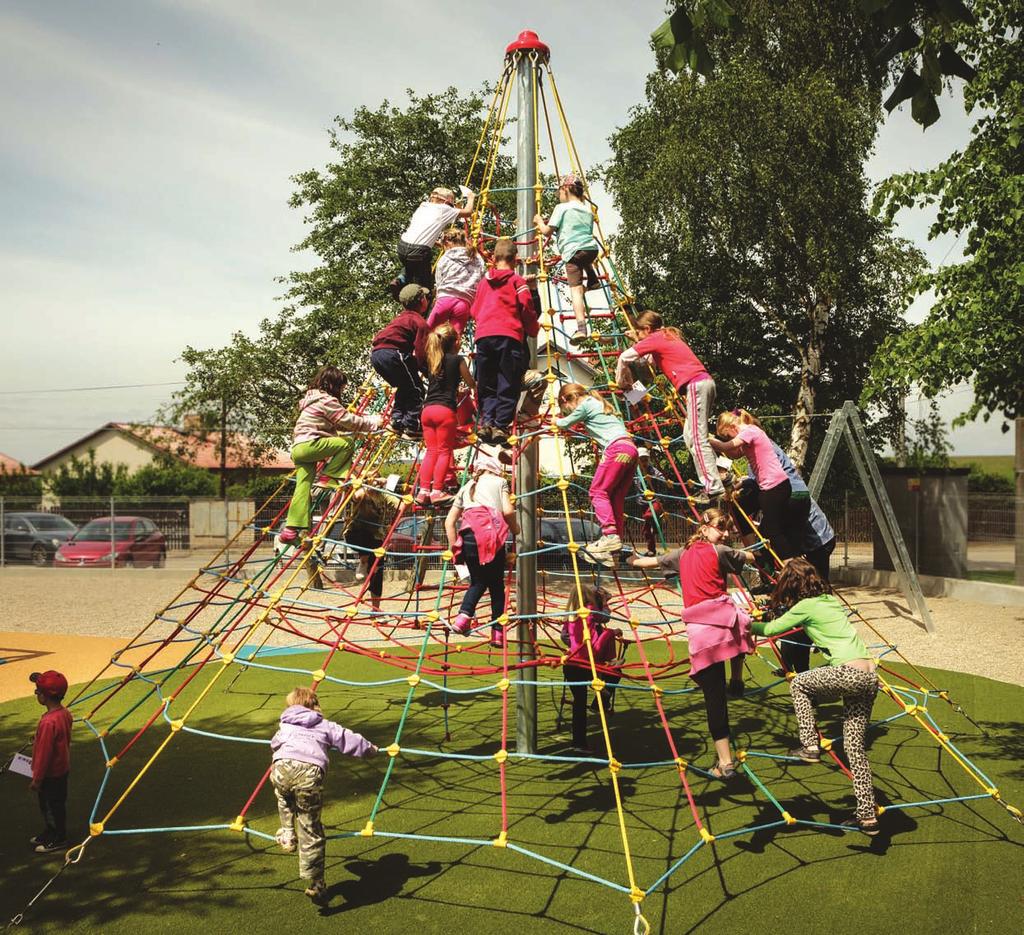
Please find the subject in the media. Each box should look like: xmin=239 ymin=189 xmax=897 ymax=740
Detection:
xmin=628 ymin=507 xmax=754 ymax=779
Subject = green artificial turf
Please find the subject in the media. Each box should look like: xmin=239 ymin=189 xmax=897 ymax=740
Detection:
xmin=2 ymin=649 xmax=1022 ymax=935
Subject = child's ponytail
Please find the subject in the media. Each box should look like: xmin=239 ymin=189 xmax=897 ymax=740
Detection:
xmin=634 ymin=309 xmax=682 ymax=341
xmin=425 ymin=323 xmax=458 ymax=377
xmin=716 ymin=408 xmax=761 ymax=435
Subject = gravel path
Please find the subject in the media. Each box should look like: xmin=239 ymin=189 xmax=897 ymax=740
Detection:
xmin=1 ymin=561 xmax=1021 ymax=686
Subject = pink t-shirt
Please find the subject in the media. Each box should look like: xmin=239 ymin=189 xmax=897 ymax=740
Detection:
xmin=737 ymin=425 xmax=788 ymax=490
xmin=632 ymin=330 xmax=708 ymax=390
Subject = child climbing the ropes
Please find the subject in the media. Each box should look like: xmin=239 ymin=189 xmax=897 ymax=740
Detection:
xmin=444 ymin=453 xmax=519 ymax=647
xmin=427 ymin=228 xmax=486 ymax=336
xmin=711 ymin=409 xmax=799 ymax=559
xmin=561 ymin=584 xmax=623 ymax=753
xmin=28 ymin=670 xmax=72 ymax=853
xmin=751 ymin=559 xmax=880 ymax=835
xmin=628 ymin=508 xmax=755 ymax=778
xmin=271 ymin=686 xmax=379 ymax=905
xmin=614 ymin=311 xmax=724 ymax=503
xmin=280 ymin=366 xmax=381 ymax=545
xmin=534 ymin=173 xmax=600 ymax=340
xmin=371 ymin=284 xmax=431 ymax=441
xmin=418 ymin=324 xmax=477 ymax=507
xmin=555 ymin=383 xmax=637 ymax=565
xmin=392 ymin=186 xmax=476 ymax=295
xmin=471 ymin=237 xmax=539 ymax=447
xmin=345 ymin=479 xmax=400 ymax=613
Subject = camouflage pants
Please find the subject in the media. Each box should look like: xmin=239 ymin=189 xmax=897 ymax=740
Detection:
xmin=271 ymin=759 xmax=326 ymax=881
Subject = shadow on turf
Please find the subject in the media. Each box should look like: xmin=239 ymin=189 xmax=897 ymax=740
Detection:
xmin=318 ymin=852 xmax=442 ymax=914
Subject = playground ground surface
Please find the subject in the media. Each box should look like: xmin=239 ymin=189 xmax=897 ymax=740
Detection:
xmin=1 ymin=649 xmax=1022 ymax=935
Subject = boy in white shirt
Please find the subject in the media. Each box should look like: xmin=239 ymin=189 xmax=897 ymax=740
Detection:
xmin=391 ymin=186 xmax=476 ymax=297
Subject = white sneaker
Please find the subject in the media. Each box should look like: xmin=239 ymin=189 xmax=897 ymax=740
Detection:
xmin=588 ymin=534 xmax=622 ymax=554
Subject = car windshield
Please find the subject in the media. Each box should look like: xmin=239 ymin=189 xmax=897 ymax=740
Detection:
xmin=73 ymin=520 xmax=134 ymax=541
xmin=29 ymin=515 xmax=76 ymax=532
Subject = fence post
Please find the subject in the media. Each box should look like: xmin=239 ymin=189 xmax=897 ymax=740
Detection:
xmin=843 ymin=490 xmax=849 ymax=567
xmin=110 ymin=496 xmax=116 ymax=570
xmin=224 ymin=495 xmax=230 ymax=564
xmin=1 ymin=496 xmax=5 ymax=568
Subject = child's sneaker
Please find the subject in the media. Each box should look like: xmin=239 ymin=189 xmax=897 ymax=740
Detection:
xmin=490 ymin=626 xmax=505 ymax=648
xmin=430 ymin=490 xmax=455 ymax=507
xmin=475 ymin=423 xmax=494 ymax=444
xmin=34 ymin=839 xmax=66 ymax=854
xmin=275 ymin=828 xmax=296 ymax=853
xmin=401 ymin=428 xmax=423 ymax=442
xmin=29 ymin=833 xmax=47 ymax=846
xmin=304 ymin=878 xmax=329 ymax=906
xmin=450 ymin=613 xmax=472 ymax=635
xmin=788 ymin=745 xmax=822 ymax=763
xmin=278 ymin=527 xmax=300 ymax=545
xmin=414 ymin=489 xmax=431 ymax=507
xmin=588 ymin=534 xmax=622 ymax=555
xmin=841 ymin=816 xmax=880 ymax=837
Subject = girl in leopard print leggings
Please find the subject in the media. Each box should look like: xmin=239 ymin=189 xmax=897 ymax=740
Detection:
xmin=752 ymin=558 xmax=880 ymax=835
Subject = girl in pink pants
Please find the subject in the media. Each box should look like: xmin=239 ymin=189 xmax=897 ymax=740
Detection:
xmin=555 ymin=382 xmax=638 ymax=566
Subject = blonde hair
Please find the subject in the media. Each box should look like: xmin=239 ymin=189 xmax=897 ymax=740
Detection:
xmin=493 ymin=237 xmax=517 ymax=265
xmin=685 ymin=507 xmax=732 ymax=548
xmin=558 ymin=382 xmax=614 ymax=416
xmin=425 ymin=323 xmax=458 ymax=377
xmin=635 ymin=309 xmax=682 ymax=341
xmin=286 ymin=686 xmax=320 ymax=710
xmin=716 ymin=408 xmax=761 ymax=435
xmin=441 ymin=226 xmax=477 ymax=258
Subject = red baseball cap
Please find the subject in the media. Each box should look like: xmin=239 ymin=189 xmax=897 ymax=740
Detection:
xmin=30 ymin=671 xmax=68 ymax=699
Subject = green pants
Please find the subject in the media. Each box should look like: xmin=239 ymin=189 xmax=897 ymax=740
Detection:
xmin=285 ymin=436 xmax=354 ymax=530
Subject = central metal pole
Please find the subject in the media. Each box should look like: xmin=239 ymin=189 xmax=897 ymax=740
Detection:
xmin=512 ymin=39 xmax=543 ymax=755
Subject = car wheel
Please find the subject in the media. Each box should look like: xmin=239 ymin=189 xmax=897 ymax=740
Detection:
xmin=155 ymin=549 xmax=166 ymax=568
xmin=31 ymin=544 xmax=47 ymax=567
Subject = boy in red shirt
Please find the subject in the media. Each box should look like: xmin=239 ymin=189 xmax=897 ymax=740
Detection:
xmin=371 ymin=284 xmax=431 ymax=440
xmin=470 ymin=238 xmax=540 ymax=447
xmin=28 ymin=670 xmax=73 ymax=853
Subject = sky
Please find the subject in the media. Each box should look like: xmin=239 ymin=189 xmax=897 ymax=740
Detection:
xmin=0 ymin=0 xmax=1011 ymax=466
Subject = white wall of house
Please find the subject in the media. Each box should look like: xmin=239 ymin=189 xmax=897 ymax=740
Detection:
xmin=35 ymin=430 xmax=156 ymax=474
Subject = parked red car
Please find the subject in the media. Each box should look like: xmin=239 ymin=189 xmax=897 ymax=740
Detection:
xmin=54 ymin=516 xmax=167 ymax=568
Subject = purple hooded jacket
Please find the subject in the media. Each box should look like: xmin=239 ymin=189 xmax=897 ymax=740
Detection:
xmin=271 ymin=705 xmax=375 ymax=771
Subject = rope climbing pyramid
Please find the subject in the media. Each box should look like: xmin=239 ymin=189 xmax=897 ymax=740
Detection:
xmin=16 ymin=30 xmax=1020 ymax=934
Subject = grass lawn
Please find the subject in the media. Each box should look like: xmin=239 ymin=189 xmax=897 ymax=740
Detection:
xmin=968 ymin=570 xmax=1017 ymax=586
xmin=2 ymin=650 xmax=1023 ymax=935
xmin=950 ymin=455 xmax=1015 ymax=486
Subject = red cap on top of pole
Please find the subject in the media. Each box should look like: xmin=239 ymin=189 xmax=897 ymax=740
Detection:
xmin=505 ymin=30 xmax=550 ymax=61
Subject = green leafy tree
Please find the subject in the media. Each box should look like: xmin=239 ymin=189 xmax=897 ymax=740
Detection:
xmin=45 ymin=450 xmax=131 ymax=497
xmin=118 ymin=458 xmax=219 ymax=497
xmin=0 ymin=464 xmax=43 ymax=497
xmin=607 ymin=4 xmax=925 ymax=469
xmin=653 ymin=0 xmax=978 ymax=127
xmin=905 ymin=400 xmax=953 ymax=469
xmin=865 ymin=0 xmax=1023 ymax=428
xmin=168 ymin=87 xmax=514 ymax=457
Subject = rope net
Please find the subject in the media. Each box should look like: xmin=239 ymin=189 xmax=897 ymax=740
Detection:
xmin=34 ymin=44 xmax=1020 ymax=932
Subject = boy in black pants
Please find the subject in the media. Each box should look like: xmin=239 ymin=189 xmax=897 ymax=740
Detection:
xmin=371 ymin=285 xmax=431 ymax=439
xmin=28 ymin=670 xmax=73 ymax=853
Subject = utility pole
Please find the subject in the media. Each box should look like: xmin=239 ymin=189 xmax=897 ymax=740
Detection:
xmin=508 ymin=30 xmax=548 ymax=755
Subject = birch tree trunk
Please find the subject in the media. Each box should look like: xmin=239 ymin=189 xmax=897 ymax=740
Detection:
xmin=787 ymin=296 xmax=831 ymax=471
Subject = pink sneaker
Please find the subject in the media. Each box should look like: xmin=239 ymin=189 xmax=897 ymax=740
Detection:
xmin=278 ymin=527 xmax=299 ymax=544
xmin=490 ymin=626 xmax=505 ymax=648
xmin=430 ymin=490 xmax=455 ymax=507
xmin=450 ymin=613 xmax=472 ymax=635
xmin=414 ymin=489 xmax=431 ymax=507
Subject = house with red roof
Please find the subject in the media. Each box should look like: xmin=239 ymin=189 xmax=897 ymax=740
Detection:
xmin=1 ymin=452 xmax=37 ymax=475
xmin=31 ymin=423 xmax=291 ymax=484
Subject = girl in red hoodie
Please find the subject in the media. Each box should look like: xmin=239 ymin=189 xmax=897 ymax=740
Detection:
xmin=614 ymin=310 xmax=724 ymax=502
xmin=470 ymin=238 xmax=539 ymax=447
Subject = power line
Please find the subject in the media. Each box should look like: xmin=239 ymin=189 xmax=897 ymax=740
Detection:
xmin=0 ymin=381 xmax=184 ymax=396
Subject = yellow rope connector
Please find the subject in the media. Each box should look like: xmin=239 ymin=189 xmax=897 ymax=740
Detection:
xmin=427 ymin=610 xmax=440 ymax=622
xmin=360 ymin=821 xmax=374 ymax=837
xmin=545 ymin=372 xmax=557 ymax=383
xmin=629 ymin=886 xmax=645 ymax=904
xmin=312 ymin=669 xmax=326 ymax=682
xmin=344 ymin=606 xmax=358 ymax=618
xmin=229 ymin=815 xmax=245 ymax=832
xmin=442 ymin=549 xmax=454 ymax=561
xmin=509 ymin=493 xmax=517 ymax=505
xmin=494 ymin=749 xmax=509 ymax=764
xmin=736 ymin=749 xmax=747 ymax=763
xmin=221 ymin=652 xmax=234 ymax=665
xmin=402 ymin=494 xmax=414 ymax=505
xmin=905 ymin=704 xmax=919 ymax=715
xmin=643 ymin=489 xmax=655 ymax=501
xmin=105 ymin=756 xmax=118 ymax=768
xmin=781 ymin=811 xmax=797 ymax=825
xmin=699 ymin=827 xmax=715 ymax=844
xmin=820 ymin=737 xmax=833 ymax=751
xmin=877 ymin=805 xmax=887 ymax=815
xmin=497 ymin=678 xmax=510 ymax=692
xmin=608 ymin=758 xmax=622 ymax=774
xmin=407 ymin=674 xmax=420 ymax=687
xmin=651 ymin=685 xmax=664 ymax=697
xmin=373 ymin=547 xmax=386 ymax=558
xmin=497 ymin=613 xmax=509 ymax=625
xmin=170 ymin=719 xmax=184 ymax=732
xmin=986 ymin=787 xmax=1000 ymax=798
xmin=467 ymin=432 xmax=479 ymax=444
xmin=674 ymin=756 xmax=688 ymax=771
xmin=493 ymin=831 xmax=508 ymax=847
xmin=556 ymin=478 xmax=569 ymax=491
xmin=89 ymin=822 xmax=104 ymax=837
xmin=386 ymin=743 xmax=401 ymax=757
xmin=567 ymin=542 xmax=580 ymax=553
xmin=591 ymin=678 xmax=606 ymax=692
xmin=350 ymin=478 xmax=363 ymax=490
xmin=659 ymin=437 xmax=671 ymax=448
xmin=507 ymin=435 xmax=518 ymax=445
